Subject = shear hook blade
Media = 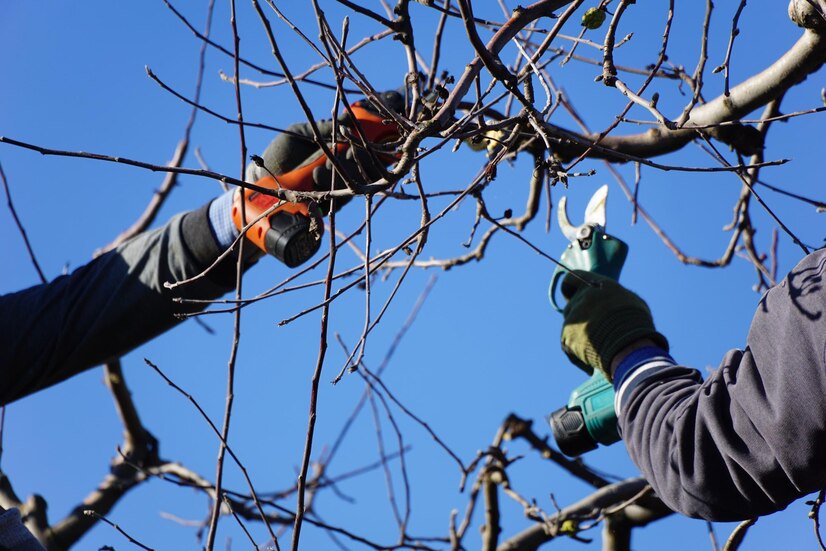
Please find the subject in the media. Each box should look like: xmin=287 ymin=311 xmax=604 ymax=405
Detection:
xmin=557 ymin=195 xmax=579 ymax=242
xmin=584 ymin=184 xmax=608 ymax=230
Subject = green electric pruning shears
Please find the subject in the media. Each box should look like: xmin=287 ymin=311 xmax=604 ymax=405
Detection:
xmin=548 ymin=185 xmax=630 ymax=456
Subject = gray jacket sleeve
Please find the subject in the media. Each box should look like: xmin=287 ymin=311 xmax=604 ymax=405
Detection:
xmin=619 ymin=248 xmax=826 ymax=521
xmin=0 ymin=509 xmax=46 ymax=551
xmin=0 ymin=202 xmax=253 ymax=406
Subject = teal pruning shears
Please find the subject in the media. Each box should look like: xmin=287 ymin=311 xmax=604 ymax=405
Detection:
xmin=549 ymin=185 xmax=628 ymax=312
xmin=548 ymin=185 xmax=631 ymax=456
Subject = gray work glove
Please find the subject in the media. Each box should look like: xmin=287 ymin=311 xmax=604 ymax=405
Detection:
xmin=246 ymin=90 xmax=405 ymax=213
xmin=561 ymin=270 xmax=669 ymax=380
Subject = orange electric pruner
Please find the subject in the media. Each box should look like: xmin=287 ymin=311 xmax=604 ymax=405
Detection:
xmin=232 ymin=100 xmax=402 ymax=267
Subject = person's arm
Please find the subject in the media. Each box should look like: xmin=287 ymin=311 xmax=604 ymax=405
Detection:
xmin=0 ymin=93 xmax=405 ymax=407
xmin=561 ymin=249 xmax=826 ymax=521
xmin=614 ymin=248 xmax=826 ymax=521
xmin=0 ymin=507 xmax=46 ymax=551
xmin=0 ymin=197 xmax=252 ymax=406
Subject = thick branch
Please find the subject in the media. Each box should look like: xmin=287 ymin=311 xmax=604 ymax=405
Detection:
xmin=496 ymin=478 xmax=671 ymax=551
xmin=602 ymin=515 xmax=631 ymax=551
xmin=47 ymin=365 xmax=159 ymax=551
xmin=567 ymin=27 xmax=826 ymax=160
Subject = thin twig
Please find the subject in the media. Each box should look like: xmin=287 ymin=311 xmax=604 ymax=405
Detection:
xmin=206 ymin=1 xmax=253 ymax=547
xmin=367 ymin=388 xmax=406 ymax=536
xmin=676 ymin=0 xmax=712 ymax=127
xmin=697 ymin=130 xmax=809 ymax=255
xmin=427 ymin=0 xmax=452 ymax=92
xmin=354 ymin=195 xmax=374 ymax=373
xmin=502 ymin=415 xmax=611 ymax=488
xmin=325 ymin=276 xmax=437 ymax=469
xmin=722 ymin=518 xmax=757 ymax=551
xmin=162 ymin=0 xmax=344 ymax=91
xmin=83 ymin=510 xmax=155 ymax=551
xmin=221 ymin=494 xmax=260 ymax=550
xmin=720 ymin=1 xmax=749 ymax=97
xmin=708 ymin=520 xmax=720 ymax=551
xmin=0 ymin=406 xmax=5 ymax=468
xmin=360 ymin=365 xmax=466 ymax=473
xmin=223 ymin=30 xmax=393 ymax=89
xmin=809 ymin=490 xmax=826 ymax=551
xmin=0 ymin=163 xmax=46 ymax=283
xmin=290 ymin=182 xmax=339 ymax=551
xmin=145 ymin=359 xmax=278 ymax=541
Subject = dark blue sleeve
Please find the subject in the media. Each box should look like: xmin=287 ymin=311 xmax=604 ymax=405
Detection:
xmin=0 ymin=508 xmax=46 ymax=550
xmin=0 ymin=203 xmax=253 ymax=406
xmin=618 ymin=249 xmax=826 ymax=521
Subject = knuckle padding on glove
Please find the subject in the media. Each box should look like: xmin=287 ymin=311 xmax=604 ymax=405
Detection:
xmin=261 ymin=123 xmax=318 ymax=175
xmin=253 ymin=115 xmax=391 ymax=215
xmin=561 ymin=276 xmax=668 ymax=378
xmin=561 ymin=272 xmax=588 ymax=300
xmin=312 ymin=143 xmax=384 ymax=190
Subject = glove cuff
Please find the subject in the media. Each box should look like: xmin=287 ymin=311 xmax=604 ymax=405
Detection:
xmin=588 ymin=307 xmax=669 ymax=379
xmin=208 ymin=190 xmax=240 ymax=250
xmin=182 ymin=200 xmax=260 ymax=289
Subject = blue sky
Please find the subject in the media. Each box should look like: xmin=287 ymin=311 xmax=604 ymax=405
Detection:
xmin=1 ymin=1 xmax=824 ymax=550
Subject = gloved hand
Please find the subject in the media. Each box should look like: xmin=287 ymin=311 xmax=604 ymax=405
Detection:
xmin=245 ymin=89 xmax=405 ymax=214
xmin=235 ymin=90 xmax=405 ymax=266
xmin=560 ymin=270 xmax=668 ymax=380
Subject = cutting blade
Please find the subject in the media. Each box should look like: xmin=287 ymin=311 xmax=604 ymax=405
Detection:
xmin=583 ymin=184 xmax=608 ymax=230
xmin=557 ymin=195 xmax=579 ymax=242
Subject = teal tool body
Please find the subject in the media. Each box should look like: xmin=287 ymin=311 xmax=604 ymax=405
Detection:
xmin=549 ymin=185 xmax=629 ymax=456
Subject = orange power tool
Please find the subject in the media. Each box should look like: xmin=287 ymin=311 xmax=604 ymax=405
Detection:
xmin=232 ymin=101 xmax=401 ymax=267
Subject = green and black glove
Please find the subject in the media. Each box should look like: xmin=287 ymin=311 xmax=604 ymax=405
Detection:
xmin=560 ymin=271 xmax=668 ymax=380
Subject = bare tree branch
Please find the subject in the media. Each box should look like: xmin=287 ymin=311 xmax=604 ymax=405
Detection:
xmin=1 ymin=163 xmax=47 ymax=283
xmin=496 ymin=478 xmax=662 ymax=551
xmin=722 ymin=518 xmax=758 ymax=551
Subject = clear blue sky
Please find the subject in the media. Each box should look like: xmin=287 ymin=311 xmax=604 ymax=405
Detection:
xmin=1 ymin=1 xmax=824 ymax=550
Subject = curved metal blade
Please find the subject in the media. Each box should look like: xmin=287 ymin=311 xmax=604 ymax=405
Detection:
xmin=584 ymin=184 xmax=608 ymax=230
xmin=557 ymin=195 xmax=578 ymax=242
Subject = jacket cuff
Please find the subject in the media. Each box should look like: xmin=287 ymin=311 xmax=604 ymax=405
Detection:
xmin=208 ymin=190 xmax=240 ymax=249
xmin=613 ymin=346 xmax=677 ymax=415
xmin=181 ymin=201 xmax=259 ymax=289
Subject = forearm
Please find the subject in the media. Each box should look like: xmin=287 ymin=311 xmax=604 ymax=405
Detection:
xmin=617 ymin=249 xmax=826 ymax=521
xmin=0 ymin=508 xmax=45 ymax=551
xmin=0 ymin=200 xmax=251 ymax=405
xmin=618 ymin=355 xmax=786 ymax=521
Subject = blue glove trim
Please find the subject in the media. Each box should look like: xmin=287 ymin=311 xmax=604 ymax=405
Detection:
xmin=613 ymin=346 xmax=675 ymax=415
xmin=613 ymin=346 xmax=672 ymax=388
xmin=208 ymin=190 xmax=239 ymax=250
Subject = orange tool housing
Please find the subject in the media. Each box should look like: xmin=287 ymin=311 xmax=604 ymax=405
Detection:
xmin=232 ymin=103 xmax=401 ymax=267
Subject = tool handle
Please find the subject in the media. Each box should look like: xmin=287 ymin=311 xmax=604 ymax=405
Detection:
xmin=549 ymin=230 xmax=628 ymax=456
xmin=234 ymin=102 xmax=402 ymax=260
xmin=550 ymin=369 xmax=620 ymax=455
xmin=549 ymin=230 xmax=629 ymax=312
xmin=348 ymin=104 xmax=402 ymax=146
